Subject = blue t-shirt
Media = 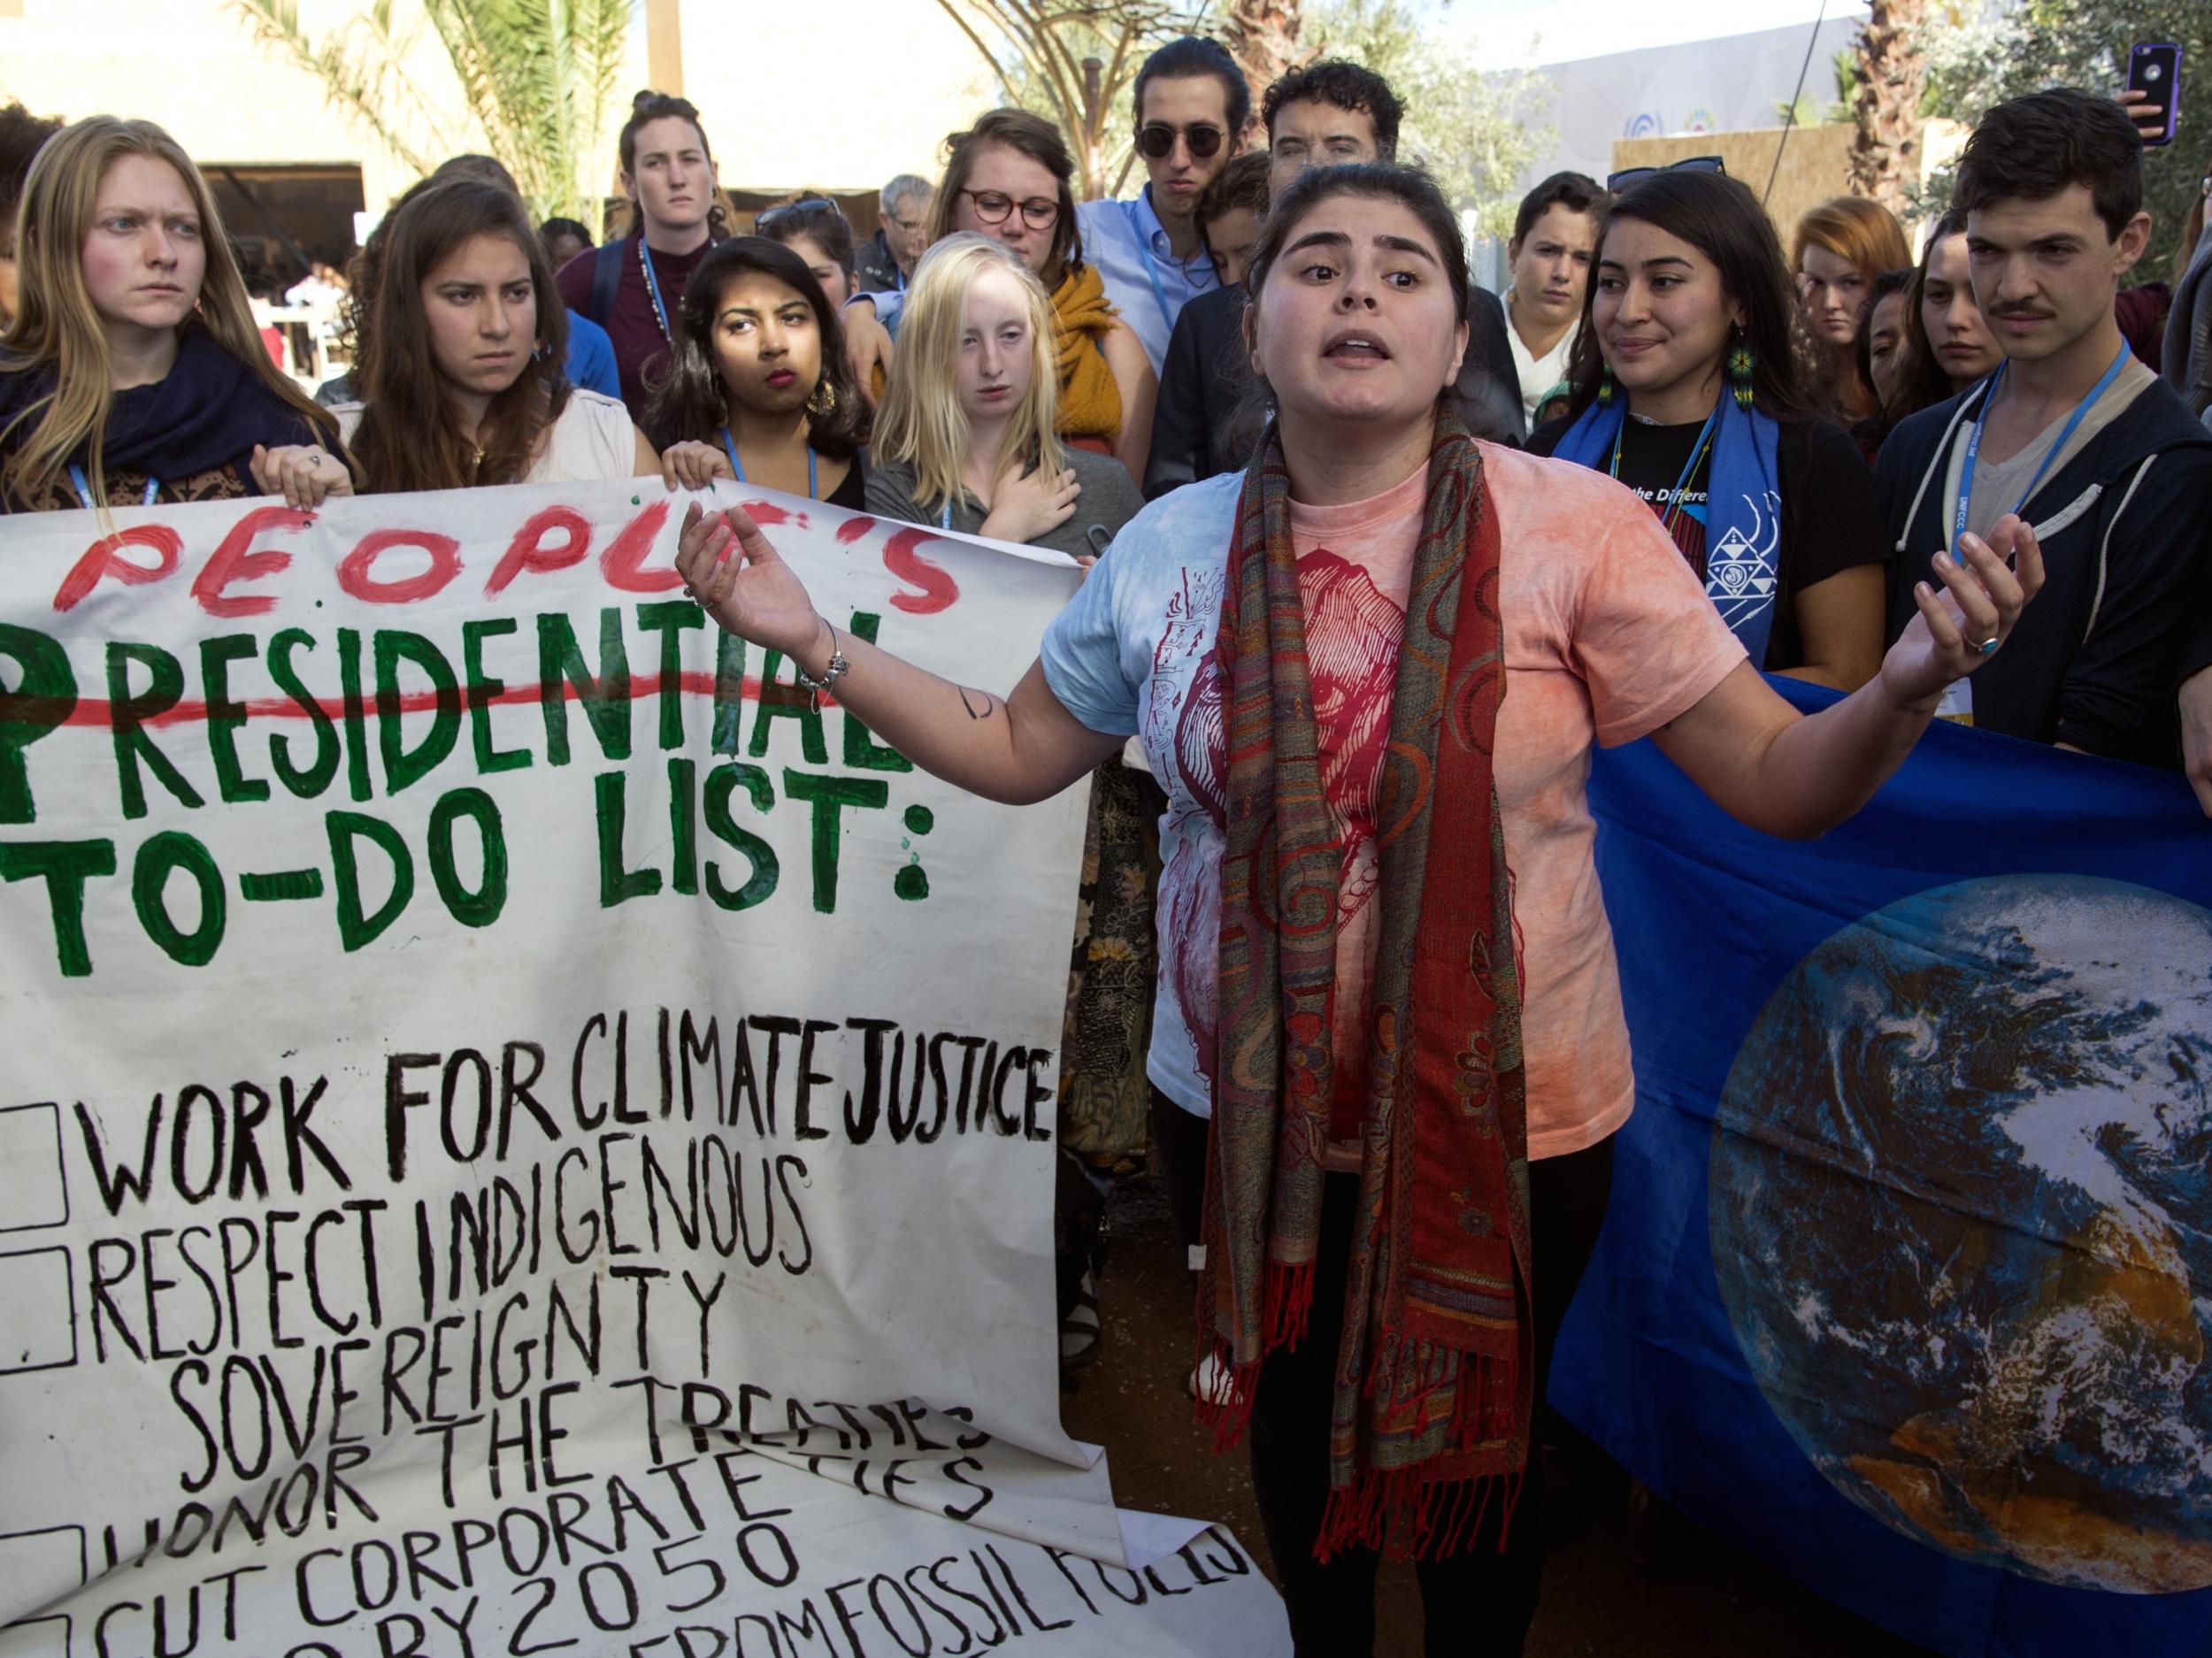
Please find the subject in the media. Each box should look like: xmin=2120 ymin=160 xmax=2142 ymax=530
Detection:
xmin=565 ymin=311 xmax=624 ymax=401
xmin=1042 ymin=474 xmax=1243 ymax=1117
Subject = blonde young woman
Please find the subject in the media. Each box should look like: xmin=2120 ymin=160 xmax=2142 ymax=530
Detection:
xmin=845 ymin=111 xmax=1156 ymax=486
xmin=871 ymin=232 xmax=1152 ymax=1370
xmin=0 ymin=116 xmax=345 ymax=513
xmin=865 ymin=233 xmax=1141 ymax=559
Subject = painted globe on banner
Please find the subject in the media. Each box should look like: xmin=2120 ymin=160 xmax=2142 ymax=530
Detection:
xmin=1709 ymin=875 xmax=2212 ymax=1594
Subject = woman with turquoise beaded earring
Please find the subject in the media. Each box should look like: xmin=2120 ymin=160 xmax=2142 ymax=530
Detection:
xmin=1532 ymin=170 xmax=1889 ymax=691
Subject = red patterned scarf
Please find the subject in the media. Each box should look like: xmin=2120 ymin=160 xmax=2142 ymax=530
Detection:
xmin=1198 ymin=409 xmax=1532 ymax=1561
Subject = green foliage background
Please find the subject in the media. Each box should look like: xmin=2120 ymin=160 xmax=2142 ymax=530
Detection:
xmin=1919 ymin=1 xmax=2210 ymax=284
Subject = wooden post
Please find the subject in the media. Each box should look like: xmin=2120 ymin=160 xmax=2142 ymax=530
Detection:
xmin=645 ymin=0 xmax=685 ymax=96
xmin=1082 ymin=56 xmax=1106 ymax=200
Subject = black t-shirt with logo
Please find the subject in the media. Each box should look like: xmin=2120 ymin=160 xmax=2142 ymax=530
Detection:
xmin=1532 ymin=412 xmax=1889 ymax=672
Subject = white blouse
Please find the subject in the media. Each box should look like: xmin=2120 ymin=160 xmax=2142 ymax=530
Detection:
xmin=334 ymin=388 xmax=640 ymax=484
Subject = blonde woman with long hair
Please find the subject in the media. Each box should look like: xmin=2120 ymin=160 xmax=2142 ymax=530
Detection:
xmin=0 ymin=117 xmax=346 ymax=512
xmin=865 ymin=233 xmax=1140 ymax=560
xmin=866 ymin=232 xmax=1152 ymax=1378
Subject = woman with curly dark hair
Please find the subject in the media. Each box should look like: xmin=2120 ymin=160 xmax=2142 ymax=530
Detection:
xmin=647 ymin=235 xmax=868 ymax=506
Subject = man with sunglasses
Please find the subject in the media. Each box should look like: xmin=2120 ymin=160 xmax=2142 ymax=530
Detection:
xmin=1144 ymin=59 xmax=1526 ymax=498
xmin=1074 ymin=36 xmax=1248 ymax=375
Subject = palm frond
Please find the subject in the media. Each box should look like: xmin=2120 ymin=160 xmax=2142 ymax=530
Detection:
xmin=227 ymin=0 xmax=445 ymax=176
xmin=232 ymin=0 xmax=634 ymax=226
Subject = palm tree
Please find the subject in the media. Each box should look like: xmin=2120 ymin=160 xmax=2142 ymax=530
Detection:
xmin=934 ymin=1 xmax=1206 ymax=199
xmin=231 ymin=0 xmax=631 ymax=228
xmin=1217 ymin=0 xmax=1316 ymax=119
xmin=1847 ymin=0 xmax=1931 ymax=217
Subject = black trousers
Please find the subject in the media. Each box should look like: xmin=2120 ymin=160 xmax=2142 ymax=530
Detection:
xmin=1154 ymin=1094 xmax=1615 ymax=1658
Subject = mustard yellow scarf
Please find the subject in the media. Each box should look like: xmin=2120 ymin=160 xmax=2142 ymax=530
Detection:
xmin=1048 ymin=263 xmax=1123 ymax=445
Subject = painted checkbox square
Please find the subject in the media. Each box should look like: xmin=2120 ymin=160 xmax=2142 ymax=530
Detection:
xmin=0 ymin=1250 xmax=76 ymax=1374
xmin=0 ymin=1105 xmax=67 ymax=1233
xmin=0 ymin=1613 xmax=71 ymax=1658
xmin=0 ymin=1522 xmax=84 ymax=1655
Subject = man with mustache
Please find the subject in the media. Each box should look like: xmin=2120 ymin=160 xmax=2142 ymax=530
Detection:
xmin=1876 ymin=88 xmax=2212 ymax=766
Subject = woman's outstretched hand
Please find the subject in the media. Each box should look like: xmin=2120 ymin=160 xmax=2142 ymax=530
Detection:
xmin=1879 ymin=515 xmax=2045 ymax=711
xmin=673 ymin=501 xmax=826 ymax=660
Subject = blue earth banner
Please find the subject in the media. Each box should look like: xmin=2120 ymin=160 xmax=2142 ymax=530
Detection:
xmin=1549 ymin=679 xmax=2212 ymax=1658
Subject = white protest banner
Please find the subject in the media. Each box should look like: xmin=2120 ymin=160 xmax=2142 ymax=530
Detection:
xmin=0 ymin=479 xmax=1288 ymax=1657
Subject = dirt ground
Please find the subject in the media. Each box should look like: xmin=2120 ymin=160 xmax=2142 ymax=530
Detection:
xmin=1057 ymin=1172 xmax=1932 ymax=1657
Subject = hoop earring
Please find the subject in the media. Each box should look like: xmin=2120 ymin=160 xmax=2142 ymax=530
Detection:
xmin=1597 ymin=360 xmax=1616 ymax=408
xmin=1729 ymin=330 xmax=1756 ymax=411
xmin=807 ymin=378 xmax=837 ymax=418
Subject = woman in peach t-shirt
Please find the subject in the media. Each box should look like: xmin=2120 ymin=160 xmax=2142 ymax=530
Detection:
xmin=673 ymin=165 xmax=2041 ymax=1657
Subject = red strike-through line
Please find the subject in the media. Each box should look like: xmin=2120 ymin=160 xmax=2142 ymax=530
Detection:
xmin=50 ymin=670 xmax=833 ymax=730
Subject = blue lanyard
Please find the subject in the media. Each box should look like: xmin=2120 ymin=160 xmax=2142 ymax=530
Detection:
xmin=939 ymin=497 xmax=954 ymax=531
xmin=69 ymin=464 xmax=157 ymax=509
xmin=640 ymin=236 xmax=672 ymax=342
xmin=1953 ymin=343 xmax=2129 ymax=547
xmin=721 ymin=426 xmax=817 ymax=499
xmin=1609 ymin=402 xmax=1721 ymax=539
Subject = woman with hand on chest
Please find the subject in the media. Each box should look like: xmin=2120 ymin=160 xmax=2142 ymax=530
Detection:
xmin=864 ymin=233 xmax=1141 ymax=559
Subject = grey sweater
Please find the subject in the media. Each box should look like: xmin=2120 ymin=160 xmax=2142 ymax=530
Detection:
xmin=864 ymin=447 xmax=1143 ymax=561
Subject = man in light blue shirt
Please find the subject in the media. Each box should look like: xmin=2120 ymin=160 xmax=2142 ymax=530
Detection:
xmin=1074 ymin=36 xmax=1248 ymax=374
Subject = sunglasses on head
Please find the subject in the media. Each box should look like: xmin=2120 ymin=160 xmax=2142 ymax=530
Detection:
xmin=1604 ymin=155 xmax=1725 ymax=191
xmin=1136 ymin=122 xmax=1227 ymax=161
xmin=756 ymin=196 xmax=841 ymax=230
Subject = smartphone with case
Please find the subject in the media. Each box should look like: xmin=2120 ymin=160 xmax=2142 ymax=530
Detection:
xmin=2128 ymin=42 xmax=2182 ymax=147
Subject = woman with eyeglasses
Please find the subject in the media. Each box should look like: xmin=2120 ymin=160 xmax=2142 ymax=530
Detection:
xmin=1793 ymin=196 xmax=1911 ymax=425
xmin=757 ymin=193 xmax=856 ymax=309
xmin=843 ymin=111 xmax=1156 ymax=486
xmin=647 ymin=235 xmax=869 ymax=508
xmin=1532 ymin=168 xmax=1892 ymax=692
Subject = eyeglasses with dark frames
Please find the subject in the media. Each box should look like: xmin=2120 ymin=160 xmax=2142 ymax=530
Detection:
xmin=1136 ymin=122 xmax=1226 ymax=161
xmin=959 ymin=188 xmax=1059 ymax=230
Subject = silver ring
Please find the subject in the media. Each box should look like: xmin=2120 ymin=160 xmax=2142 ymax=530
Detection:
xmin=681 ymin=584 xmax=697 ymax=601
xmin=1976 ymin=635 xmax=2000 ymax=655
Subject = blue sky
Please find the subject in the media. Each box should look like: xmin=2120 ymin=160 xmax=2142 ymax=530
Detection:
xmin=1409 ymin=0 xmax=1871 ymax=68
